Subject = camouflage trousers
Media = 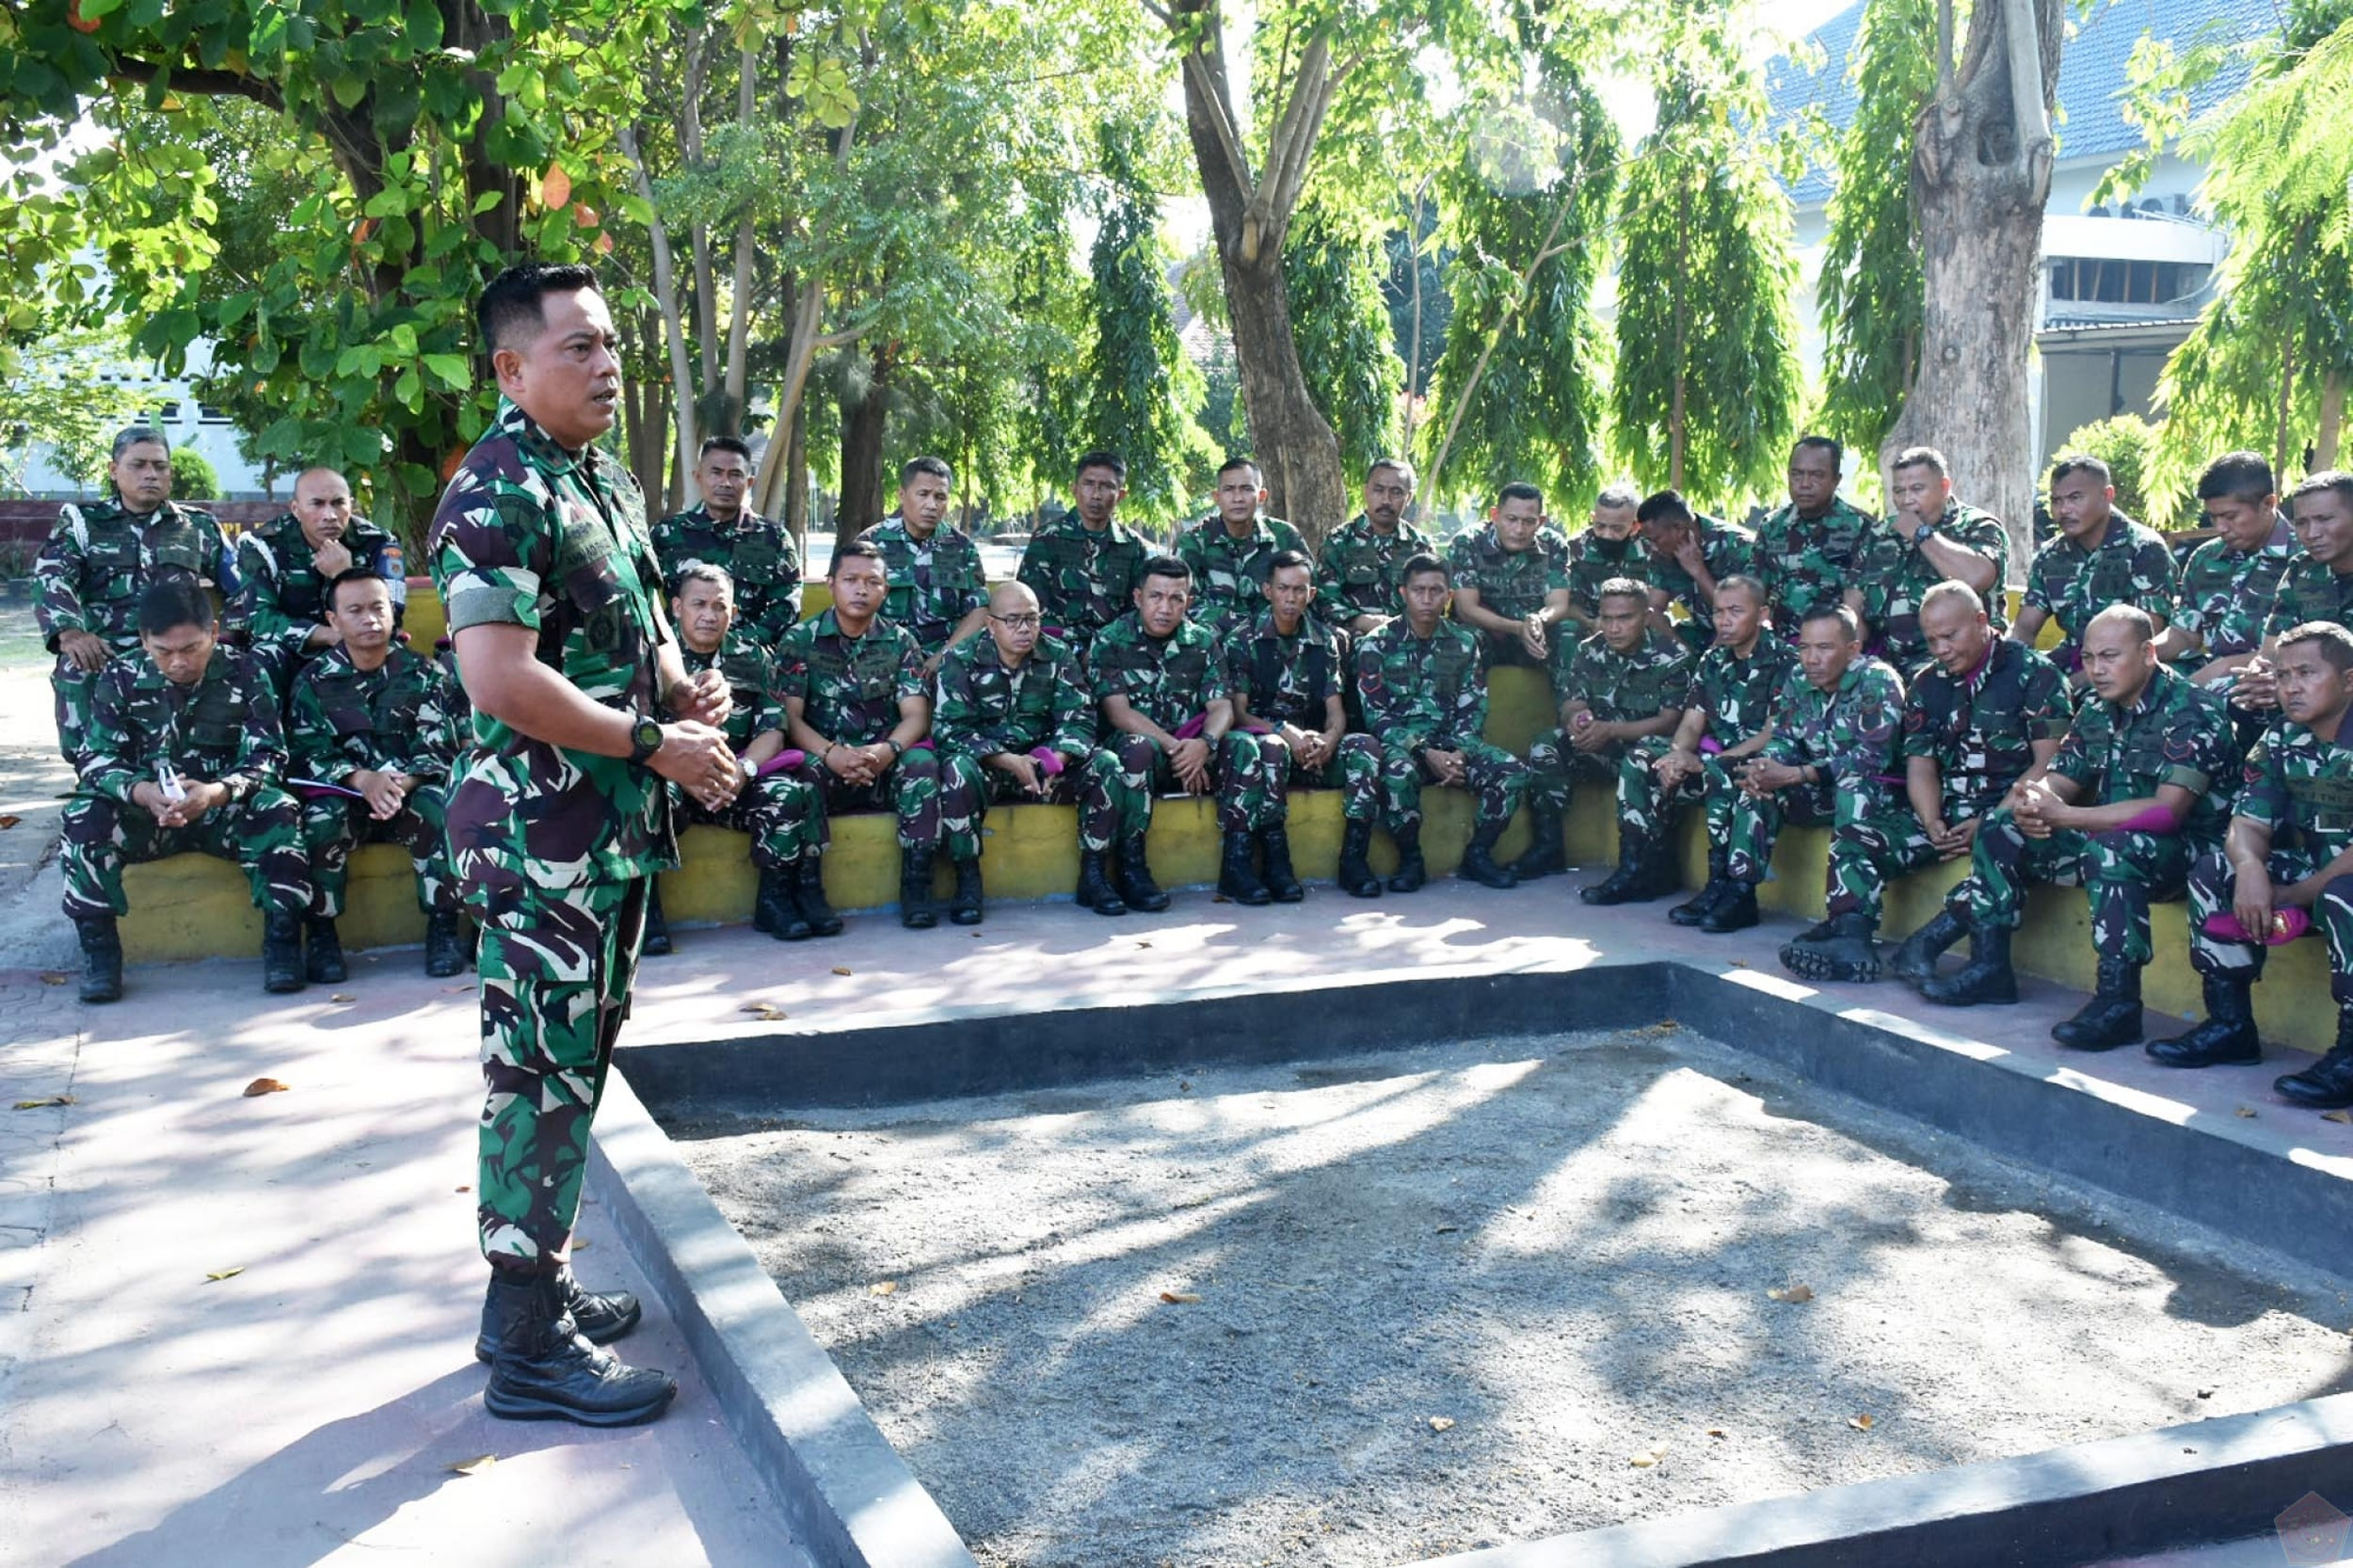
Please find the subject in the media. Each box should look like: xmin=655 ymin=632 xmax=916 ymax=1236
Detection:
xmin=2185 ymin=846 xmax=2353 ymax=1003
xmin=1220 ymin=730 xmax=1381 ymax=828
xmin=1952 ymin=808 xmax=2195 ymax=965
xmin=60 ymin=786 xmax=311 ymax=920
xmin=1722 ymin=778 xmax=1840 ymax=884
xmin=794 ymin=747 xmax=942 ymax=852
xmin=669 ymin=772 xmax=822 ymax=870
xmin=299 ymin=789 xmax=456 ymax=918
xmin=474 ymin=874 xmax=647 ymax=1266
xmin=51 ymin=653 xmax=113 ymax=770
xmin=936 ymin=751 xmax=1083 ymax=862
xmin=1080 ymin=733 xmax=1249 ymax=850
xmin=1614 ymin=737 xmax=1725 ymax=845
xmin=1824 ymin=809 xmax=1944 ymax=923
xmin=1371 ymin=738 xmax=1527 ymax=835
xmin=1526 ymin=728 xmax=1628 ymax=814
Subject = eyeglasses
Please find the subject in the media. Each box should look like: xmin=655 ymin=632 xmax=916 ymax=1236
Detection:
xmin=990 ymin=614 xmax=1042 ymax=629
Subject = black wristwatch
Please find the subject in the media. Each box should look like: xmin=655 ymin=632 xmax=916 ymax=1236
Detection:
xmin=628 ymin=715 xmax=665 ymax=766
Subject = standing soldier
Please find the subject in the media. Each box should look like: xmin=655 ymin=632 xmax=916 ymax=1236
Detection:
xmin=2011 ymin=454 xmax=2178 ymax=679
xmin=2230 ymin=472 xmax=2353 ymax=718
xmin=37 ymin=425 xmax=233 ymax=767
xmin=432 ymin=261 xmax=742 ymax=1427
xmin=642 ymin=563 xmax=827 ymax=952
xmin=288 ymin=570 xmax=467 ymax=984
xmin=1223 ymin=551 xmax=1380 ymax=900
xmin=1017 ymin=451 xmax=1149 ymax=649
xmin=1752 ymin=436 xmax=1875 ymax=634
xmin=2152 ymin=623 xmax=2353 ymax=1099
xmin=2163 ymin=452 xmax=2294 ymax=693
xmin=1854 ymin=447 xmax=2009 ymax=674
xmin=60 ymin=577 xmax=312 ymax=1002
xmin=1445 ymin=483 xmax=1572 ymax=670
xmin=1176 ymin=456 xmax=1310 ymax=637
xmin=1636 ymin=490 xmax=1759 ymax=656
xmin=1353 ymin=555 xmax=1530 ymax=892
xmin=933 ymin=582 xmax=1097 ymax=925
xmin=860 ymin=456 xmax=989 ymax=674
xmin=232 ymin=465 xmax=406 ymax=693
xmin=649 ymin=436 xmax=802 ymax=649
xmin=776 ymin=541 xmax=939 ymax=929
xmin=1315 ymin=458 xmax=1434 ymax=633
xmin=1920 ymin=606 xmax=2236 ymax=1053
xmin=1563 ymin=486 xmax=1651 ymax=636
xmin=1079 ymin=558 xmax=1241 ymax=912
xmin=1520 ymin=578 xmax=1689 ymax=900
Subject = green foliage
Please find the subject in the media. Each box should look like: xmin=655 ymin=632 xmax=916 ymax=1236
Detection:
xmin=168 ymin=443 xmax=221 ymax=499
xmin=1284 ymin=204 xmax=1407 ymax=479
xmin=2057 ymin=414 xmax=2161 ymax=520
xmin=0 ymin=327 xmax=156 ymax=492
xmin=1383 ymin=198 xmax=1450 ymax=405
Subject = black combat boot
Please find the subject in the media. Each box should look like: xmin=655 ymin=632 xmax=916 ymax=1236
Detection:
xmin=74 ymin=913 xmax=122 ymax=1004
xmin=1386 ymin=824 xmax=1428 ymax=893
xmin=1581 ymin=829 xmax=1666 ymax=905
xmin=1780 ymin=911 xmax=1881 ymax=984
xmin=1459 ymin=821 xmax=1519 ymax=889
xmin=1076 ymin=850 xmax=1128 ymax=916
xmin=1921 ymin=920 xmax=2018 ymax=1006
xmin=2275 ymin=1008 xmax=2353 ymax=1110
xmin=475 ymin=1261 xmax=643 ymax=1362
xmin=2053 ymin=957 xmax=2144 ymax=1050
xmin=754 ymin=865 xmax=812 ymax=942
xmin=305 ymin=914 xmax=346 ymax=984
xmin=1670 ymin=849 xmax=1732 ymax=927
xmin=1219 ymin=830 xmax=1271 ymax=906
xmin=424 ymin=910 xmax=467 ymax=977
xmin=640 ymin=883 xmax=673 ymax=956
xmin=2147 ymin=972 xmax=2261 ymax=1067
xmin=900 ymin=848 xmax=939 ymax=930
xmin=262 ymin=909 xmax=306 ymax=994
xmin=1258 ymin=826 xmax=1305 ymax=903
xmin=1119 ymin=835 xmax=1171 ymax=912
xmin=796 ymin=858 xmax=843 ymax=936
xmin=1513 ymin=801 xmax=1568 ymax=881
xmin=480 ymin=1266 xmax=675 ymax=1426
xmin=1889 ymin=907 xmax=1968 ymax=987
xmin=1700 ymin=878 xmax=1760 ymax=934
xmin=1336 ymin=818 xmax=1382 ymax=898
xmin=949 ymin=859 xmax=984 ymax=926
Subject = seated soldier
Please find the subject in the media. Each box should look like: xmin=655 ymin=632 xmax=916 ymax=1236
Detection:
xmin=860 ymin=456 xmax=990 ymax=675
xmin=777 ymin=541 xmax=940 ymax=930
xmin=2012 ymin=453 xmax=2179 ymax=680
xmin=2151 ymin=623 xmax=2353 ymax=1104
xmin=1521 ymin=578 xmax=1689 ymax=901
xmin=232 ymin=465 xmax=406 ymax=695
xmin=1920 ymin=606 xmax=2237 ymax=1052
xmin=650 ymin=436 xmax=802 ymax=649
xmin=1079 ymin=557 xmax=1241 ymax=914
xmin=1353 ymin=554 xmax=1529 ymax=892
xmin=1631 ymin=575 xmax=1799 ymax=926
xmin=642 ymin=563 xmax=826 ymax=952
xmin=2161 ymin=451 xmax=2294 ymax=695
xmin=1708 ymin=605 xmax=1905 ymax=939
xmin=60 ymin=577 xmax=312 ymax=1001
xmin=1444 ymin=483 xmax=1572 ymax=671
xmin=1562 ymin=486 xmax=1650 ymax=636
xmin=1176 ymin=457 xmax=1309 ymax=638
xmin=1855 ymin=447 xmax=2008 ymax=675
xmin=1753 ymin=435 xmax=1875 ymax=634
xmin=1016 ymin=450 xmax=1149 ymax=649
xmin=1223 ymin=551 xmax=1380 ymax=901
xmin=934 ymin=582 xmax=1097 ymax=925
xmin=1315 ymin=458 xmax=1436 ymax=634
xmin=2229 ymin=472 xmax=2353 ymax=719
xmin=288 ymin=569 xmax=467 ymax=982
xmin=1636 ymin=489 xmax=1760 ymax=657
xmin=1795 ymin=583 xmax=2072 ymax=984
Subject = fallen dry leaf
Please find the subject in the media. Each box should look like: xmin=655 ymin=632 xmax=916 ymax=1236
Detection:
xmin=39 ymin=971 xmax=69 ymax=985
xmin=1428 ymin=1416 xmax=1456 ymax=1432
xmin=15 ymin=1096 xmax=74 ymax=1110
xmin=869 ymin=1280 xmax=898 ymax=1297
xmin=1177 ymin=1080 xmax=1193 ymax=1093
xmin=442 ymin=983 xmax=472 ymax=992
xmin=448 ymin=1453 xmax=497 ymax=1476
xmin=831 ymin=966 xmax=853 ymax=976
xmin=739 ymin=1001 xmax=788 ymax=1021
xmin=455 ymin=1184 xmax=472 ymax=1192
xmin=2324 ymin=1110 xmax=2353 ymax=1126
xmin=1768 ymin=1284 xmax=1815 ymax=1304
xmin=1434 ymin=1224 xmax=1460 ymax=1235
xmin=1628 ymin=1442 xmax=1670 ymax=1467
xmin=0 ymin=813 xmax=22 ymax=828
xmin=1849 ymin=1414 xmax=1876 ymax=1432
xmin=1706 ymin=1428 xmax=1727 ymax=1439
xmin=205 ymin=1267 xmax=245 ymax=1283
xmin=1160 ymin=1290 xmax=1201 ymax=1304
xmin=242 ymin=1077 xmax=290 ymax=1097
xmin=1728 ymin=958 xmax=1751 ymax=968
xmin=569 ymin=1238 xmax=589 ymax=1251
xmin=1136 ymin=939 xmax=1153 ymax=948
xmin=328 ymin=992 xmax=357 ymax=1003
xmin=2233 ymin=1107 xmax=2257 ymax=1119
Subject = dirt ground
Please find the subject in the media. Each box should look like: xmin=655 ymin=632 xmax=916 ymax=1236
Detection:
xmin=669 ymin=1026 xmax=2353 ymax=1567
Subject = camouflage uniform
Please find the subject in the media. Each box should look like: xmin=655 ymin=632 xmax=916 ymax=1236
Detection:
xmin=1175 ymin=513 xmax=1310 ymax=636
xmin=932 ymin=632 xmax=1097 ymax=860
xmin=1724 ymin=659 xmax=1907 ymax=902
xmin=648 ymin=503 xmax=802 ymax=649
xmin=1527 ymin=631 xmax=1690 ymax=812
xmin=1016 ymin=513 xmax=1149 ymax=648
xmin=429 ymin=397 xmax=679 ymax=1267
xmin=1080 ymin=610 xmax=1238 ymax=850
xmin=675 ymin=635 xmax=820 ymax=869
xmin=2260 ymin=558 xmax=2353 ymax=643
xmin=1753 ymin=496 xmax=1876 ymax=632
xmin=230 ymin=510 xmax=406 ymax=688
xmin=36 ymin=497 xmax=233 ymax=766
xmin=1221 ymin=609 xmax=1379 ymax=826
xmin=859 ymin=516 xmax=988 ymax=655
xmin=1444 ymin=523 xmax=1570 ymax=668
xmin=1950 ymin=664 xmax=2235 ymax=962
xmin=1618 ymin=636 xmax=1801 ymax=850
xmin=1564 ymin=532 xmax=1655 ymax=623
xmin=2186 ymin=718 xmax=2353 ymax=1000
xmin=2174 ymin=520 xmax=2294 ymax=664
xmin=1646 ymin=515 xmax=1761 ymax=654
xmin=1313 ymin=512 xmax=1437 ymax=627
xmin=286 ymin=644 xmax=461 ymax=919
xmin=2023 ymin=512 xmax=2179 ymax=672
xmin=775 ymin=610 xmax=938 ymax=851
xmin=1853 ymin=501 xmax=2011 ymax=673
xmin=1352 ymin=617 xmax=1528 ymax=833
xmin=60 ymin=646 xmax=311 ymax=921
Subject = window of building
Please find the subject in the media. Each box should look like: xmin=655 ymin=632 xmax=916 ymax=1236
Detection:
xmin=2047 ymin=258 xmax=2210 ymax=306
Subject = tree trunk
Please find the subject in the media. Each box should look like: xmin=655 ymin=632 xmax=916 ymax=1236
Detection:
xmin=2318 ymin=368 xmax=2346 ymax=472
xmin=1881 ymin=0 xmax=2063 ymax=583
xmin=836 ymin=345 xmax=893 ymax=552
xmin=784 ymin=401 xmax=808 ymax=549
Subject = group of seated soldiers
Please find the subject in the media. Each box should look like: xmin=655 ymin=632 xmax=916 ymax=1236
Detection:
xmin=33 ymin=424 xmax=2353 ymax=1117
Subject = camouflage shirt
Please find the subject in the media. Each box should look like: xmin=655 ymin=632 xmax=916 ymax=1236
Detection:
xmin=2050 ymin=663 xmax=2235 ymax=835
xmin=1762 ymin=657 xmax=1908 ymax=797
xmin=2024 ymin=512 xmax=2178 ymax=662
xmin=230 ymin=510 xmax=405 ymax=652
xmin=1684 ymin=636 xmax=1801 ymax=749
xmin=1353 ymin=617 xmax=1488 ymax=753
xmin=1175 ymin=512 xmax=1309 ymax=633
xmin=1564 ymin=531 xmax=1655 ymax=618
xmin=859 ymin=516 xmax=988 ymax=651
xmin=1224 ymin=609 xmax=1348 ymax=731
xmin=1444 ymin=523 xmax=1569 ymax=621
xmin=1554 ymin=631 xmax=1691 ymax=725
xmin=1016 ymin=513 xmax=1149 ymax=644
xmin=1647 ymin=515 xmax=1760 ymax=646
xmin=2261 ymin=557 xmax=2353 ymax=642
xmin=648 ymin=502 xmax=803 ymax=648
xmin=82 ymin=645 xmax=284 ymax=806
xmin=428 ymin=397 xmax=678 ymax=893
xmin=1854 ymin=500 xmax=2011 ymax=669
xmin=2175 ymin=521 xmax=2295 ymax=660
xmin=682 ymin=632 xmax=788 ymax=754
xmin=1313 ymin=511 xmax=1437 ymax=625
xmin=287 ymin=644 xmax=461 ymax=786
xmin=774 ymin=610 xmax=926 ymax=747
xmin=933 ymin=632 xmax=1096 ymax=760
xmin=1900 ymin=639 xmax=2073 ymax=822
xmin=36 ymin=498 xmax=233 ymax=659
xmin=1088 ymin=610 xmax=1227 ymax=734
xmin=1753 ymin=494 xmax=1876 ymax=628
xmin=2237 ymin=714 xmax=2353 ymax=862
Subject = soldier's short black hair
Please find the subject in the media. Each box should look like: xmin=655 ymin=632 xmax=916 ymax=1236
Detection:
xmin=2281 ymin=621 xmax=2353 ymax=673
xmin=1635 ymin=489 xmax=1694 ymax=528
xmin=1891 ymin=446 xmax=1949 ymax=480
xmin=1401 ymin=552 xmax=1449 ymax=584
xmin=672 ymin=560 xmax=735 ymax=598
xmin=1368 ymin=456 xmax=1417 ymax=488
xmin=1075 ymin=450 xmax=1128 ymax=483
xmin=112 ymin=425 xmax=169 ymax=460
xmin=828 ymin=539 xmax=887 ymax=575
xmin=1918 ymin=580 xmax=1987 ymax=619
xmin=1595 ymin=577 xmax=1649 ymax=609
xmin=2086 ymin=603 xmax=2156 ymax=647
xmin=2197 ymin=450 xmax=2273 ymax=505
xmin=1267 ymin=549 xmax=1311 ymax=576
xmin=1497 ymin=482 xmax=1543 ymax=509
xmin=1799 ymin=603 xmax=1863 ymax=642
xmin=1216 ymin=456 xmax=1261 ymax=483
xmin=1140 ymin=554 xmax=1192 ymax=585
xmin=2291 ymin=470 xmax=2353 ymax=513
xmin=698 ymin=436 xmax=753 ymax=462
xmin=1594 ymin=483 xmax=1641 ymax=512
xmin=137 ymin=577 xmax=214 ymax=636
xmin=477 ymin=261 xmax=600 ymax=355
xmin=1713 ymin=573 xmax=1766 ymax=604
xmin=2049 ymin=452 xmax=2112 ymax=488
xmin=900 ymin=456 xmax=952 ymax=486
xmin=1791 ymin=435 xmax=1842 ymax=472
xmin=325 ymin=567 xmax=391 ymax=613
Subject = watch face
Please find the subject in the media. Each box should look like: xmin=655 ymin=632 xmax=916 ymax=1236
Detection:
xmin=633 ymin=718 xmax=664 ymax=754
